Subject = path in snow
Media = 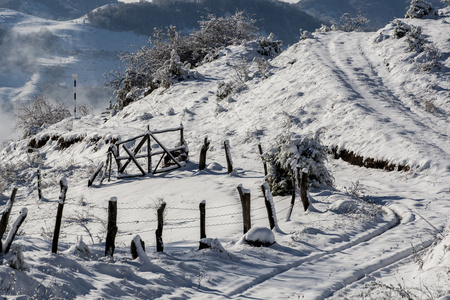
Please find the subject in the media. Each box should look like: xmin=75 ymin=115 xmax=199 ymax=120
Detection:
xmin=226 ymin=33 xmax=445 ymax=299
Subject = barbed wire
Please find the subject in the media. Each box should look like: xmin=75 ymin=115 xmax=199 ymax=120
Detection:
xmin=206 ymin=212 xmax=240 ymax=219
xmin=208 ymin=202 xmax=241 ymax=210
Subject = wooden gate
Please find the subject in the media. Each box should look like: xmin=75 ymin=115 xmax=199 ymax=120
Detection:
xmin=88 ymin=125 xmax=188 ymax=186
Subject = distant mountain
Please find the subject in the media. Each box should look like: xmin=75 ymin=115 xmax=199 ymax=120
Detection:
xmin=296 ymin=0 xmax=446 ymax=30
xmin=86 ymin=0 xmax=324 ymax=46
xmin=0 ymin=0 xmax=118 ymax=20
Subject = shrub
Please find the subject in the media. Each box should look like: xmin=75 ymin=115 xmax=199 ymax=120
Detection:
xmin=262 ymin=133 xmax=333 ymax=196
xmin=256 ymin=33 xmax=282 ymax=57
xmin=405 ymin=0 xmax=437 ymax=19
xmin=107 ymin=11 xmax=258 ymax=109
xmin=14 ymin=95 xmax=71 ymax=138
xmin=339 ymin=13 xmax=369 ymax=32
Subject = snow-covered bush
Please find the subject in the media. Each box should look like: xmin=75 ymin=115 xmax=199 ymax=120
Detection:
xmin=390 ymin=20 xmax=427 ymax=52
xmin=338 ymin=13 xmax=369 ymax=32
xmin=415 ymin=43 xmax=442 ymax=72
xmin=14 ymin=95 xmax=71 ymax=138
xmin=262 ymin=133 xmax=333 ymax=196
xmin=300 ymin=29 xmax=314 ymax=40
xmin=405 ymin=0 xmax=437 ymax=19
xmin=107 ymin=11 xmax=257 ymax=109
xmin=153 ymin=49 xmax=197 ymax=89
xmin=256 ymin=33 xmax=282 ymax=57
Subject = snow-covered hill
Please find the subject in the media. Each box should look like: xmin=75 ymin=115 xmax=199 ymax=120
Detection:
xmin=0 ymin=9 xmax=148 ymax=143
xmin=0 ymin=4 xmax=449 ymax=300
xmin=296 ymin=0 xmax=446 ymax=30
xmin=0 ymin=0 xmax=118 ymax=20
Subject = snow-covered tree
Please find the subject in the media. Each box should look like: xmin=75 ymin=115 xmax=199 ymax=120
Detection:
xmin=405 ymin=0 xmax=437 ymax=18
xmin=262 ymin=133 xmax=333 ymax=196
xmin=14 ymin=95 xmax=71 ymax=138
xmin=107 ymin=11 xmax=258 ymax=109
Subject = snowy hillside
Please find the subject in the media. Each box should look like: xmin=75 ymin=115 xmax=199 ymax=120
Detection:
xmin=0 ymin=0 xmax=118 ymax=20
xmin=0 ymin=4 xmax=449 ymax=300
xmin=0 ymin=9 xmax=148 ymax=143
xmin=296 ymin=0 xmax=446 ymax=30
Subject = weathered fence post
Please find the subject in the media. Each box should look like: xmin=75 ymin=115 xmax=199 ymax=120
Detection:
xmin=37 ymin=169 xmax=42 ymax=201
xmin=199 ymin=200 xmax=208 ymax=250
xmin=258 ymin=144 xmax=268 ymax=177
xmin=131 ymin=235 xmax=146 ymax=259
xmin=180 ymin=123 xmax=184 ymax=146
xmin=0 ymin=187 xmax=18 ymax=252
xmin=300 ymin=168 xmax=309 ymax=211
xmin=199 ymin=137 xmax=210 ymax=171
xmin=261 ymin=182 xmax=277 ymax=229
xmin=237 ymin=184 xmax=251 ymax=234
xmin=224 ymin=140 xmax=233 ymax=174
xmin=155 ymin=202 xmax=166 ymax=252
xmin=88 ymin=162 xmax=104 ymax=187
xmin=286 ymin=167 xmax=298 ymax=221
xmin=3 ymin=208 xmax=28 ymax=255
xmin=52 ymin=178 xmax=68 ymax=254
xmin=105 ymin=197 xmax=118 ymax=257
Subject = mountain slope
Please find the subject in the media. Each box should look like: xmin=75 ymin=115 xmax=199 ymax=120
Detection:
xmin=0 ymin=0 xmax=118 ymax=20
xmin=0 ymin=6 xmax=449 ymax=300
xmin=297 ymin=0 xmax=446 ymax=30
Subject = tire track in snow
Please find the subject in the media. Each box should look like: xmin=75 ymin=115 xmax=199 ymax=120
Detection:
xmin=227 ymin=206 xmax=400 ymax=298
xmin=232 ymin=205 xmax=436 ymax=299
xmin=326 ymin=32 xmax=449 ymax=161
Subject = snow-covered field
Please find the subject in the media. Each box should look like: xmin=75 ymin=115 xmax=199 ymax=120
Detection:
xmin=0 ymin=5 xmax=449 ymax=300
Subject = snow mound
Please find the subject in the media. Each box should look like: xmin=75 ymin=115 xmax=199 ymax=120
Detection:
xmin=328 ymin=199 xmax=358 ymax=213
xmin=244 ymin=227 xmax=275 ymax=247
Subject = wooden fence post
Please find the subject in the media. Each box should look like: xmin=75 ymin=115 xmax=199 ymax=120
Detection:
xmin=0 ymin=187 xmax=18 ymax=253
xmin=3 ymin=208 xmax=28 ymax=255
xmin=199 ymin=137 xmax=210 ymax=171
xmin=199 ymin=200 xmax=208 ymax=249
xmin=224 ymin=140 xmax=233 ymax=174
xmin=37 ymin=168 xmax=42 ymax=201
xmin=180 ymin=123 xmax=184 ymax=146
xmin=131 ymin=235 xmax=145 ymax=259
xmin=300 ymin=168 xmax=310 ymax=211
xmin=105 ymin=197 xmax=118 ymax=257
xmin=52 ymin=178 xmax=68 ymax=254
xmin=237 ymin=184 xmax=251 ymax=234
xmin=261 ymin=182 xmax=277 ymax=229
xmin=286 ymin=167 xmax=298 ymax=221
xmin=258 ymin=144 xmax=268 ymax=177
xmin=155 ymin=202 xmax=166 ymax=252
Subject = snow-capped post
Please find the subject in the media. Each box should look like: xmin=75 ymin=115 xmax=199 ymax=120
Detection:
xmin=52 ymin=178 xmax=68 ymax=254
xmin=199 ymin=200 xmax=207 ymax=249
xmin=0 ymin=187 xmax=18 ymax=252
xmin=180 ymin=123 xmax=184 ymax=146
xmin=155 ymin=202 xmax=166 ymax=252
xmin=199 ymin=137 xmax=210 ymax=170
xmin=0 ymin=187 xmax=18 ymax=238
xmin=37 ymin=168 xmax=43 ymax=201
xmin=300 ymin=168 xmax=309 ymax=211
xmin=224 ymin=140 xmax=233 ymax=174
xmin=72 ymin=73 xmax=77 ymax=118
xmin=237 ymin=184 xmax=251 ymax=234
xmin=261 ymin=182 xmax=277 ymax=229
xmin=105 ymin=197 xmax=118 ymax=257
xmin=130 ymin=235 xmax=146 ymax=260
xmin=3 ymin=208 xmax=28 ymax=255
xmin=258 ymin=144 xmax=268 ymax=177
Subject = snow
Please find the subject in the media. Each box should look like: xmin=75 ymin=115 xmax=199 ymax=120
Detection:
xmin=0 ymin=4 xmax=449 ymax=300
